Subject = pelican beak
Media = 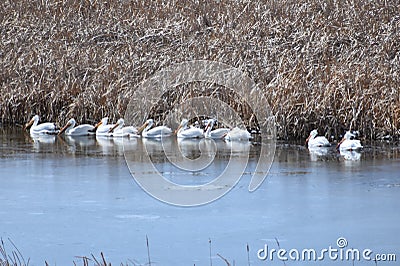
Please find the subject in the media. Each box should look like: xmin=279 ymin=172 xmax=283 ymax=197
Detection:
xmin=174 ymin=125 xmax=182 ymax=134
xmin=305 ymin=134 xmax=311 ymax=145
xmin=137 ymin=122 xmax=148 ymax=134
xmin=94 ymin=121 xmax=103 ymax=130
xmin=23 ymin=119 xmax=34 ymax=130
xmin=108 ymin=123 xmax=119 ymax=133
xmin=221 ymin=132 xmax=229 ymax=139
xmin=58 ymin=122 xmax=72 ymax=136
xmin=336 ymin=137 xmax=345 ymax=149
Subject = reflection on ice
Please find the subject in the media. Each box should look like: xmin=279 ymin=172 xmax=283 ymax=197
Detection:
xmin=308 ymin=146 xmax=330 ymax=161
xmin=340 ymin=149 xmax=362 ymax=161
xmin=31 ymin=134 xmax=57 ymax=144
xmin=113 ymin=137 xmax=138 ymax=153
xmin=226 ymin=140 xmax=251 ymax=154
xmin=96 ymin=136 xmax=115 ymax=155
xmin=66 ymin=135 xmax=96 ymax=147
xmin=141 ymin=137 xmax=171 ymax=154
xmin=31 ymin=134 xmax=57 ymax=153
xmin=61 ymin=135 xmax=96 ymax=154
xmin=173 ymin=138 xmax=217 ymax=172
xmin=177 ymin=138 xmax=205 ymax=159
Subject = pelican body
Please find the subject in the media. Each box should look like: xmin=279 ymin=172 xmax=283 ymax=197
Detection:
xmin=24 ymin=115 xmax=59 ymax=135
xmin=337 ymin=131 xmax=363 ymax=151
xmin=306 ymin=129 xmax=331 ymax=148
xmin=138 ymin=119 xmax=172 ymax=138
xmin=108 ymin=118 xmax=138 ymax=138
xmin=58 ymin=118 xmax=95 ymax=136
xmin=224 ymin=127 xmax=251 ymax=141
xmin=94 ymin=117 xmax=114 ymax=137
xmin=204 ymin=119 xmax=230 ymax=139
xmin=176 ymin=119 xmax=204 ymax=139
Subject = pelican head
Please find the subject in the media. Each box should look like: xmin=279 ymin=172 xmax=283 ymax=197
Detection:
xmin=204 ymin=118 xmax=216 ymax=131
xmin=344 ymin=131 xmax=356 ymax=140
xmin=24 ymin=115 xmax=40 ymax=130
xmin=180 ymin=119 xmax=189 ymax=127
xmin=305 ymin=129 xmax=318 ymax=145
xmin=138 ymin=119 xmax=153 ymax=134
xmin=94 ymin=117 xmax=108 ymax=130
xmin=336 ymin=131 xmax=356 ymax=149
xmin=175 ymin=118 xmax=189 ymax=134
xmin=58 ymin=118 xmax=76 ymax=135
xmin=109 ymin=118 xmax=125 ymax=133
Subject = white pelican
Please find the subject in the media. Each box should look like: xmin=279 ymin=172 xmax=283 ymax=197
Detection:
xmin=24 ymin=115 xmax=59 ymax=135
xmin=58 ymin=118 xmax=95 ymax=136
xmin=176 ymin=119 xmax=204 ymax=139
xmin=93 ymin=117 xmax=114 ymax=136
xmin=224 ymin=127 xmax=251 ymax=141
xmin=337 ymin=131 xmax=363 ymax=151
xmin=305 ymin=129 xmax=331 ymax=148
xmin=204 ymin=119 xmax=230 ymax=139
xmin=138 ymin=119 xmax=172 ymax=138
xmin=108 ymin=118 xmax=138 ymax=138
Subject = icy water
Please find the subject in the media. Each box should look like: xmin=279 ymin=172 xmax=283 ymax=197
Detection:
xmin=1 ymin=126 xmax=399 ymax=265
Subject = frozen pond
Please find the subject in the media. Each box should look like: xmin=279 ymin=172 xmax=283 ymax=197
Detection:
xmin=1 ymin=126 xmax=399 ymax=265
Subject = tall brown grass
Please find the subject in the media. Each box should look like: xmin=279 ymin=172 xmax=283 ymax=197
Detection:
xmin=1 ymin=0 xmax=399 ymax=140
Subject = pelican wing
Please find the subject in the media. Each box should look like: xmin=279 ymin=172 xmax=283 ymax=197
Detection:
xmin=144 ymin=126 xmax=172 ymax=138
xmin=209 ymin=128 xmax=230 ymax=139
xmin=31 ymin=122 xmax=58 ymax=135
xmin=225 ymin=128 xmax=251 ymax=141
xmin=68 ymin=124 xmax=95 ymax=136
xmin=177 ymin=127 xmax=204 ymax=139
xmin=308 ymin=136 xmax=331 ymax=147
xmin=340 ymin=139 xmax=363 ymax=151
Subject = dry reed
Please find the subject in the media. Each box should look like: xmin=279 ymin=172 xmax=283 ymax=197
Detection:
xmin=0 ymin=238 xmax=29 ymax=266
xmin=1 ymin=0 xmax=399 ymax=140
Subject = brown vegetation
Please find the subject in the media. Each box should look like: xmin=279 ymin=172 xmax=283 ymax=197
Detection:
xmin=1 ymin=0 xmax=399 ymax=140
